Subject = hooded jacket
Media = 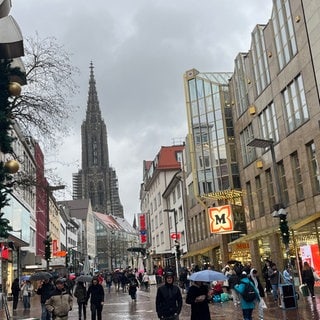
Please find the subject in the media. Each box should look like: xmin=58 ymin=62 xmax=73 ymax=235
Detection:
xmin=45 ymin=287 xmax=73 ymax=318
xmin=249 ymin=268 xmax=265 ymax=297
xmin=156 ymin=278 xmax=182 ymax=318
xmin=234 ymin=276 xmax=260 ymax=310
xmin=86 ymin=279 xmax=104 ymax=306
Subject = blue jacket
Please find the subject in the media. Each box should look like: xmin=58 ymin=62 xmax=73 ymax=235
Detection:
xmin=234 ymin=277 xmax=259 ymax=309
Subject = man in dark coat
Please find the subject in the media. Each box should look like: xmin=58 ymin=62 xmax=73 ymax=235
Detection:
xmin=86 ymin=276 xmax=104 ymax=320
xmin=11 ymin=278 xmax=20 ymax=311
xmin=36 ymin=278 xmax=55 ymax=320
xmin=156 ymin=271 xmax=182 ymax=320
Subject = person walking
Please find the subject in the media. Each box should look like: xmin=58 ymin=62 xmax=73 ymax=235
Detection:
xmin=104 ymin=272 xmax=112 ymax=294
xmin=249 ymin=268 xmax=266 ymax=320
xmin=21 ymin=280 xmax=34 ymax=310
xmin=36 ymin=277 xmax=55 ymax=320
xmin=86 ymin=276 xmax=104 ymax=320
xmin=74 ymin=281 xmax=87 ymax=320
xmin=235 ymin=272 xmax=260 ymax=320
xmin=228 ymin=269 xmax=240 ymax=306
xmin=186 ymin=281 xmax=211 ymax=320
xmin=45 ymin=278 xmax=73 ymax=320
xmin=268 ymin=263 xmax=280 ymax=302
xmin=302 ymin=261 xmax=315 ymax=298
xmin=142 ymin=272 xmax=150 ymax=291
xmin=127 ymin=272 xmax=139 ymax=300
xmin=11 ymin=278 xmax=20 ymax=311
xmin=156 ymin=271 xmax=182 ymax=320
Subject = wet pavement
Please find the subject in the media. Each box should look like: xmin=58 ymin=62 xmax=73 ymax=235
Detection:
xmin=1 ymin=285 xmax=320 ymax=320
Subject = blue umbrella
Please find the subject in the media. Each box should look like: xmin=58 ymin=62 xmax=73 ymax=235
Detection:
xmin=189 ymin=270 xmax=227 ymax=282
xmin=20 ymin=275 xmax=30 ymax=281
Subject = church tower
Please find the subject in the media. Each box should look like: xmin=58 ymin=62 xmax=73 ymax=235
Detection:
xmin=73 ymin=63 xmax=124 ymax=218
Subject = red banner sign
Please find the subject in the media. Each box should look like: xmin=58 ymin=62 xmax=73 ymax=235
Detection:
xmin=170 ymin=233 xmax=181 ymax=240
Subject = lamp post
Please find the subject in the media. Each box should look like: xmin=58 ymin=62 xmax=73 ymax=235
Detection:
xmin=164 ymin=209 xmax=180 ymax=280
xmin=247 ymin=138 xmax=289 ymax=247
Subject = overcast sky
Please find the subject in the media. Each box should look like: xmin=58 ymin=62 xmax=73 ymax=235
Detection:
xmin=12 ymin=0 xmax=273 ymax=224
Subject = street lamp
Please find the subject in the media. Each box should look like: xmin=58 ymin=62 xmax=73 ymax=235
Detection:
xmin=247 ymin=138 xmax=289 ymax=247
xmin=164 ymin=208 xmax=180 ymax=280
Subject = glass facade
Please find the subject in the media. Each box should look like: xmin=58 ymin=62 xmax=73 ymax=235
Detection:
xmin=185 ymin=71 xmax=240 ymax=197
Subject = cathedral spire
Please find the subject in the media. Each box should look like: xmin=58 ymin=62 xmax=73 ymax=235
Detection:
xmin=86 ymin=61 xmax=101 ymax=116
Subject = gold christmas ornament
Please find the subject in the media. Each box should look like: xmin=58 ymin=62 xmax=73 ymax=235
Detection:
xmin=4 ymin=159 xmax=20 ymax=174
xmin=8 ymin=82 xmax=22 ymax=97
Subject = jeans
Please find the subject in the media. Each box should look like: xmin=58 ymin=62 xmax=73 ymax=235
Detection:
xmin=78 ymin=302 xmax=87 ymax=319
xmin=271 ymin=284 xmax=279 ymax=300
xmin=41 ymin=303 xmax=51 ymax=320
xmin=23 ymin=295 xmax=31 ymax=309
xmin=242 ymin=308 xmax=254 ymax=320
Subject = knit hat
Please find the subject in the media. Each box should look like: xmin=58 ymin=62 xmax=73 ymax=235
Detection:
xmin=55 ymin=278 xmax=65 ymax=284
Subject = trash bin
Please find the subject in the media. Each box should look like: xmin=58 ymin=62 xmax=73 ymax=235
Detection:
xmin=279 ymin=284 xmax=297 ymax=309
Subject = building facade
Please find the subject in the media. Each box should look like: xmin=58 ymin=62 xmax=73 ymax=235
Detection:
xmin=229 ymin=0 xmax=320 ymax=272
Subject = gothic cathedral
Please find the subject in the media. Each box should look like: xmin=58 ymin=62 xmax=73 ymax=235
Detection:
xmin=73 ymin=63 xmax=124 ymax=218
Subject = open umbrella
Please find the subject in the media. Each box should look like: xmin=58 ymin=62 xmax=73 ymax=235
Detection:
xmin=30 ymin=271 xmax=52 ymax=281
xmin=20 ymin=275 xmax=30 ymax=281
xmin=189 ymin=270 xmax=227 ymax=282
xmin=76 ymin=275 xmax=93 ymax=283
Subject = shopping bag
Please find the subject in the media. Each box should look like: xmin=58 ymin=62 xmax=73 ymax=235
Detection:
xmin=259 ymin=298 xmax=267 ymax=309
xmin=299 ymin=284 xmax=309 ymax=297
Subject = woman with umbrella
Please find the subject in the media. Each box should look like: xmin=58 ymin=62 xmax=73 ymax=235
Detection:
xmin=186 ymin=280 xmax=211 ymax=320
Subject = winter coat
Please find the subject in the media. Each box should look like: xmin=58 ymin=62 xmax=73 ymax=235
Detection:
xmin=11 ymin=280 xmax=20 ymax=298
xmin=156 ymin=283 xmax=182 ymax=318
xmin=302 ymin=268 xmax=315 ymax=284
xmin=74 ymin=284 xmax=87 ymax=304
xmin=234 ymin=277 xmax=260 ymax=310
xmin=86 ymin=283 xmax=104 ymax=306
xmin=186 ymin=284 xmax=210 ymax=320
xmin=45 ymin=288 xmax=73 ymax=320
xmin=37 ymin=281 xmax=55 ymax=304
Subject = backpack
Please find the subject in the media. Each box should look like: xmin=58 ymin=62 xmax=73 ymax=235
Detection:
xmin=240 ymin=281 xmax=256 ymax=302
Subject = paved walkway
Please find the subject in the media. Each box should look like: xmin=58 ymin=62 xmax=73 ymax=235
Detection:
xmin=0 ymin=285 xmax=319 ymax=319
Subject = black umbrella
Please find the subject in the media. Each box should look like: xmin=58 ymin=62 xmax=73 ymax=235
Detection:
xmin=227 ymin=260 xmax=241 ymax=265
xmin=30 ymin=271 xmax=52 ymax=281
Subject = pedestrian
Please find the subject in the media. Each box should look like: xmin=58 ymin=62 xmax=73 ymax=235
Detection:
xmin=36 ymin=277 xmax=55 ymax=320
xmin=262 ymin=260 xmax=272 ymax=293
xmin=45 ymin=278 xmax=73 ymax=320
xmin=104 ymin=272 xmax=112 ymax=294
xmin=127 ymin=272 xmax=139 ymax=300
xmin=11 ymin=278 xmax=20 ymax=311
xmin=142 ymin=272 xmax=150 ymax=291
xmin=268 ymin=263 xmax=280 ymax=302
xmin=86 ymin=276 xmax=104 ymax=320
xmin=301 ymin=261 xmax=315 ymax=298
xmin=228 ymin=269 xmax=240 ymax=306
xmin=249 ymin=268 xmax=266 ymax=320
xmin=74 ymin=281 xmax=87 ymax=320
xmin=234 ymin=271 xmax=260 ymax=320
xmin=156 ymin=271 xmax=182 ymax=320
xmin=21 ymin=280 xmax=34 ymax=310
xmin=186 ymin=280 xmax=210 ymax=320
xmin=283 ymin=265 xmax=293 ymax=284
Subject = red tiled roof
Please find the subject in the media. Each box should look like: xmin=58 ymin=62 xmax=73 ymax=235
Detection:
xmin=157 ymin=145 xmax=184 ymax=169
